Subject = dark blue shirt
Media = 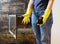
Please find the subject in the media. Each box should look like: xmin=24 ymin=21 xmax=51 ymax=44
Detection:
xmin=34 ymin=0 xmax=49 ymax=12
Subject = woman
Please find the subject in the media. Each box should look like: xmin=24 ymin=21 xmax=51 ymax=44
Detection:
xmin=21 ymin=0 xmax=54 ymax=44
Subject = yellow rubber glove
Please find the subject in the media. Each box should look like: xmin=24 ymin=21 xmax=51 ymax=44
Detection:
xmin=22 ymin=8 xmax=32 ymax=24
xmin=37 ymin=9 xmax=51 ymax=26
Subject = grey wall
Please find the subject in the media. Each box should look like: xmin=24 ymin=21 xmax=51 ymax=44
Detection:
xmin=0 ymin=0 xmax=29 ymax=33
xmin=0 ymin=0 xmax=29 ymax=15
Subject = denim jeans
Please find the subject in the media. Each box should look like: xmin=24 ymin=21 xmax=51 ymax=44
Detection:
xmin=31 ymin=11 xmax=53 ymax=44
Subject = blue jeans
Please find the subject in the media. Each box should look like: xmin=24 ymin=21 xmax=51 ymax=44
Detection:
xmin=31 ymin=11 xmax=53 ymax=44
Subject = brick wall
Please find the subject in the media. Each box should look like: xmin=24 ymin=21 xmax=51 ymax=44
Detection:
xmin=0 ymin=0 xmax=36 ymax=44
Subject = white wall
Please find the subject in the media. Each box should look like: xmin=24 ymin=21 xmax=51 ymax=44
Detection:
xmin=51 ymin=0 xmax=60 ymax=44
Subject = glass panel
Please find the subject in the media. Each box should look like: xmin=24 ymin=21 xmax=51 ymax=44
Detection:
xmin=9 ymin=15 xmax=16 ymax=39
